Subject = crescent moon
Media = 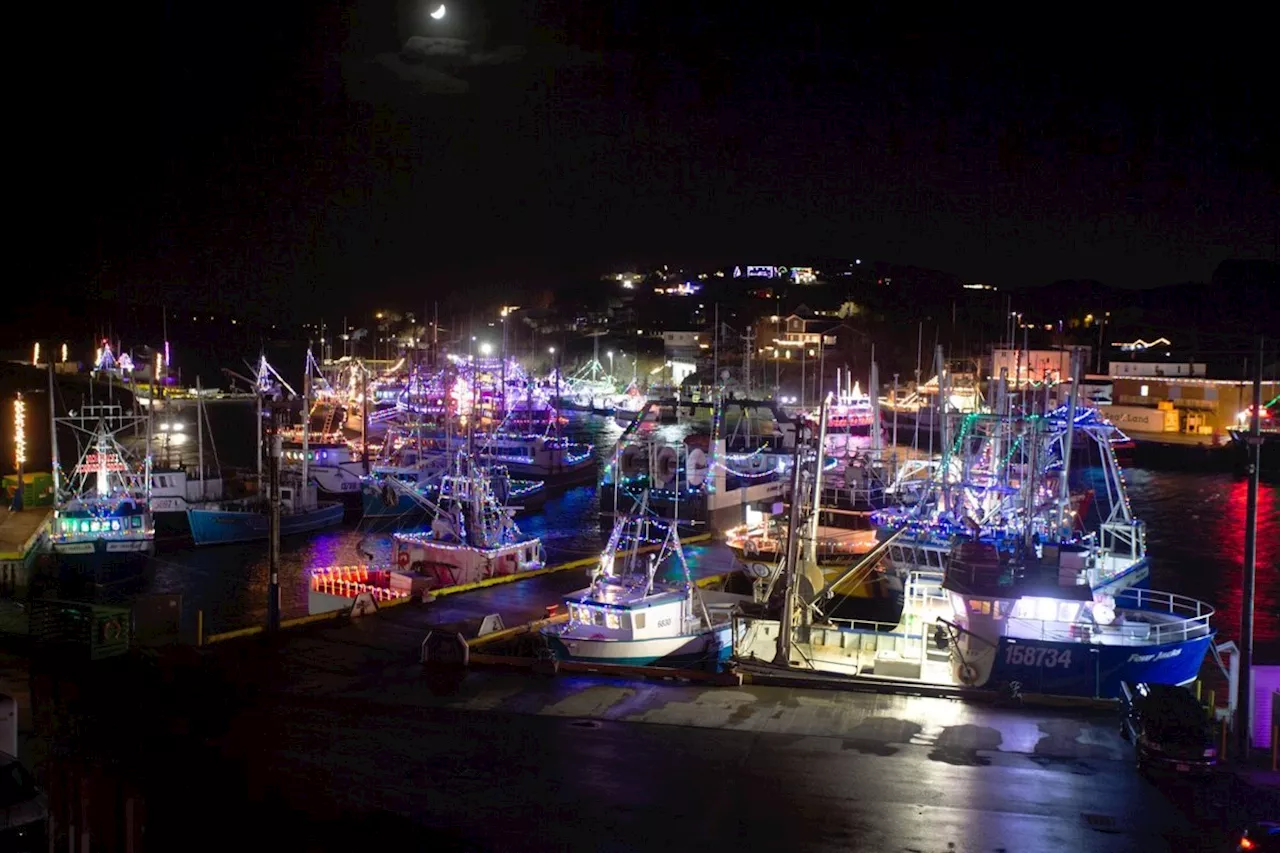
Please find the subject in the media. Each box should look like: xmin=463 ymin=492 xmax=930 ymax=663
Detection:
xmin=430 ymin=5 xmax=446 ymax=20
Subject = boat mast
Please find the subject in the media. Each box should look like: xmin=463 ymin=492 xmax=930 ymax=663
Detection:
xmin=773 ymin=431 xmax=809 ymax=667
xmin=361 ymin=361 xmax=370 ymax=476
xmin=47 ymin=363 xmax=61 ymax=501
xmin=302 ymin=347 xmax=311 ymax=496
xmin=196 ymin=375 xmax=205 ymax=501
xmin=1056 ymin=347 xmax=1082 ymax=536
xmin=806 ymin=393 xmax=832 ymax=565
xmin=870 ymin=355 xmax=882 ymax=455
xmin=256 ymin=354 xmax=264 ymax=494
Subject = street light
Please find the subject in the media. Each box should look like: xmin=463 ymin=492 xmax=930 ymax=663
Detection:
xmin=480 ymin=342 xmax=493 ymax=356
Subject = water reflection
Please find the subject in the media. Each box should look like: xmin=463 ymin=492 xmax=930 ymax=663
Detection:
xmin=1126 ymin=468 xmax=1279 ymax=661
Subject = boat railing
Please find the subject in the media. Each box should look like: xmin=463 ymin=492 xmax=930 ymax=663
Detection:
xmin=1099 ymin=519 xmax=1145 ymax=562
xmin=1008 ymin=589 xmax=1214 ymax=647
xmin=906 ymin=569 xmax=947 ymax=605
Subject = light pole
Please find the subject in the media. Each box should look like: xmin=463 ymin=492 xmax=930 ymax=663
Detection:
xmin=607 ymin=350 xmax=614 ymax=377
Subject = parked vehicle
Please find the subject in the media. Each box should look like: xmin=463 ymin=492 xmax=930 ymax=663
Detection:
xmin=1119 ymin=680 xmax=1218 ymax=775
xmin=0 ymin=752 xmax=47 ymax=851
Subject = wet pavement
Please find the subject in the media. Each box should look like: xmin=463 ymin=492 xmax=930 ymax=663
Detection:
xmin=165 ymin=586 xmax=1274 ymax=852
xmin=213 ymin=673 xmax=1270 ymax=853
xmin=6 ymin=537 xmax=1277 ymax=852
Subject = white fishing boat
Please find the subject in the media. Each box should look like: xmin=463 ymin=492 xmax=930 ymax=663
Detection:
xmin=542 ymin=504 xmax=744 ymax=668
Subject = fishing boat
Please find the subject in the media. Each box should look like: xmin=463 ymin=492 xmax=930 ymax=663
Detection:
xmin=148 ymin=380 xmax=227 ymax=531
xmin=186 ymin=353 xmax=344 ymax=546
xmin=599 ymin=397 xmax=799 ymax=530
xmin=362 ymin=464 xmax=545 ymax=524
xmin=187 ymin=480 xmax=345 ymax=546
xmin=280 ymin=432 xmax=364 ymax=501
xmin=542 ymin=506 xmax=744 ymax=669
xmin=871 ymin=354 xmax=1143 ymax=599
xmin=275 ymin=350 xmax=367 ymax=502
xmin=388 ymin=454 xmax=545 ymax=589
xmin=823 ymin=374 xmax=883 ymax=459
xmin=724 ymin=392 xmax=899 ymax=617
xmin=1228 ymin=396 xmax=1279 ymax=474
xmin=45 ymin=369 xmax=155 ymax=585
xmin=554 ymin=338 xmax=618 ymax=412
xmin=731 ymin=369 xmax=1216 ymax=699
xmin=611 ymin=381 xmax=647 ymax=426
xmin=878 ymin=349 xmax=984 ymax=435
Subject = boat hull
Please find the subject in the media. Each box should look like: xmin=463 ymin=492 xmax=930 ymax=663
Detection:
xmin=52 ymin=537 xmax=154 ymax=586
xmin=187 ymin=502 xmax=345 ymax=546
xmin=544 ymin=623 xmax=732 ymax=669
xmin=983 ymin=632 xmax=1214 ymax=699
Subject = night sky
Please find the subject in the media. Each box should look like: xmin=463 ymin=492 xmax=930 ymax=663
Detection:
xmin=13 ymin=3 xmax=1278 ymax=327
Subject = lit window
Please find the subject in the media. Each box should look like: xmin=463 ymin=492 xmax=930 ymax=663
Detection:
xmin=1139 ymin=385 xmax=1149 ymax=397
xmin=605 ymin=611 xmax=621 ymax=629
xmin=633 ymin=612 xmax=645 ymax=629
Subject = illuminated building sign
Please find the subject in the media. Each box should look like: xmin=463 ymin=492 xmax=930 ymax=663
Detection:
xmin=75 ymin=452 xmax=128 ymax=474
xmin=1112 ymin=337 xmax=1172 ymax=353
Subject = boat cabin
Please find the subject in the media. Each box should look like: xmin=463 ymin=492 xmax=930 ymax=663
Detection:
xmin=563 ymin=583 xmax=694 ymax=641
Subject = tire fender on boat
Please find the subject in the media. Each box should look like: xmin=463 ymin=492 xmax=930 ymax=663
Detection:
xmin=958 ymin=663 xmax=979 ymax=686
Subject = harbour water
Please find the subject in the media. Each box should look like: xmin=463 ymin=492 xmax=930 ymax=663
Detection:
xmin=128 ymin=410 xmax=1278 ymax=660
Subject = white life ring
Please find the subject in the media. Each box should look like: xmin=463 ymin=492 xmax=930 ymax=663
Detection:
xmin=958 ymin=663 xmax=979 ymax=686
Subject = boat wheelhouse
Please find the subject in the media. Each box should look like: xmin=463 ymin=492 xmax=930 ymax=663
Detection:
xmin=280 ymin=433 xmax=364 ymax=500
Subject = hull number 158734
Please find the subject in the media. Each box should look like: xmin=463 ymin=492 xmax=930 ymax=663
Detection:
xmin=1004 ymin=645 xmax=1073 ymax=669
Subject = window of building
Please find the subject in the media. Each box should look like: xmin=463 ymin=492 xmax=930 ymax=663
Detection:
xmin=1139 ymin=385 xmax=1149 ymax=397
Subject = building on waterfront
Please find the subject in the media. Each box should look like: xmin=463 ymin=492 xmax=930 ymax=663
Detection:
xmin=1096 ymin=342 xmax=1280 ymax=439
xmin=662 ymin=330 xmax=705 ymax=362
